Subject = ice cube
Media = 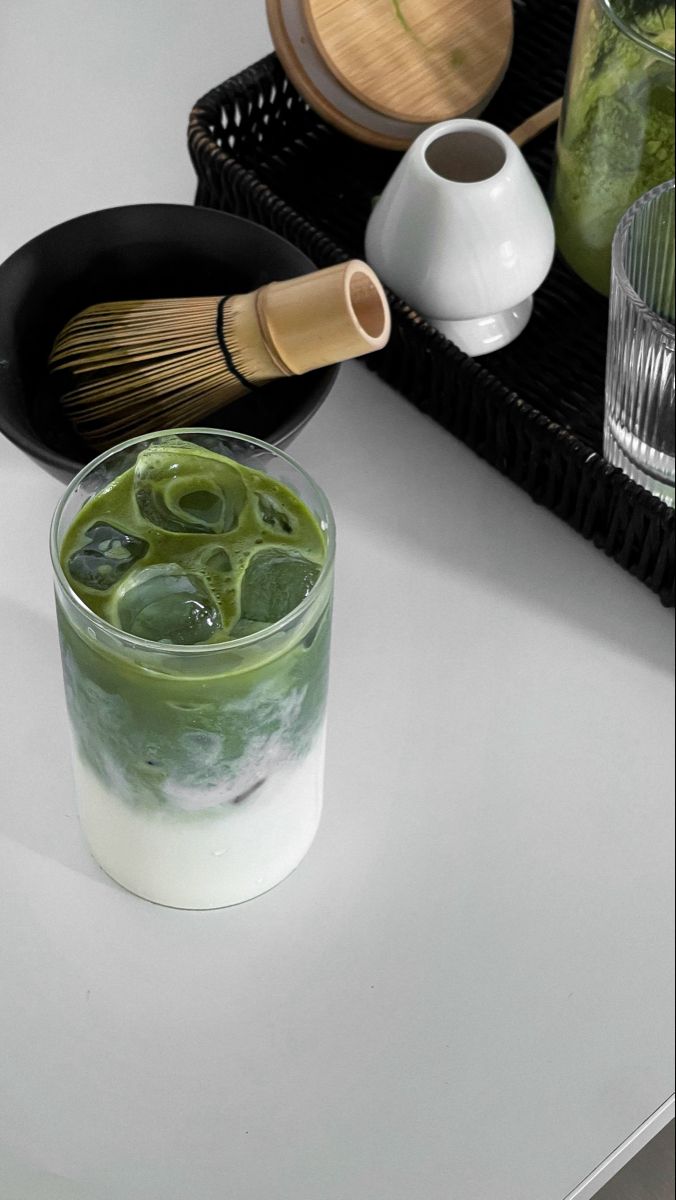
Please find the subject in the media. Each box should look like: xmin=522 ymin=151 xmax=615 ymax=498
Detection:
xmin=67 ymin=523 xmax=148 ymax=591
xmin=185 ymin=545 xmax=232 ymax=575
xmin=133 ymin=439 xmax=247 ymax=534
xmin=115 ymin=564 xmax=222 ymax=645
xmin=240 ymin=550 xmax=321 ymax=625
xmin=255 ymin=491 xmax=294 ymax=535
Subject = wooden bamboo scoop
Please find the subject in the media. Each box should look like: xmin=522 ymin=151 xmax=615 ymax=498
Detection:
xmin=509 ymin=98 xmax=563 ymax=148
xmin=49 ymin=260 xmax=391 ymax=448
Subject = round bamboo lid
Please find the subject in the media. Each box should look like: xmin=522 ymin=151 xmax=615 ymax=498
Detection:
xmin=266 ymin=0 xmax=513 ymax=150
xmin=304 ymin=0 xmax=513 ymax=125
xmin=267 ymin=0 xmax=427 ymax=149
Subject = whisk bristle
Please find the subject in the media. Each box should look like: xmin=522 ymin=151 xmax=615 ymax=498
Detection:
xmin=49 ymin=296 xmax=269 ymax=449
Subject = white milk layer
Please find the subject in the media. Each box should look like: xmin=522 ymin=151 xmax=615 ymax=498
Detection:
xmin=73 ymin=726 xmax=326 ymax=908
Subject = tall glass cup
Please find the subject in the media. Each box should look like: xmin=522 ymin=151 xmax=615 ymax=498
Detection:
xmin=50 ymin=430 xmax=335 ymax=908
xmin=551 ymin=0 xmax=675 ymax=295
xmin=604 ymin=179 xmax=675 ymax=505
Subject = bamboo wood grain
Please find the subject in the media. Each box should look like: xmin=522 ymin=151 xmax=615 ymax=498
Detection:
xmin=266 ymin=0 xmax=421 ymax=149
xmin=267 ymin=0 xmax=395 ymax=148
xmin=303 ymin=0 xmax=513 ymax=125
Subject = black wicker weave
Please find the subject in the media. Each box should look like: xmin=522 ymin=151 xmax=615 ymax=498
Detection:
xmin=188 ymin=0 xmax=675 ymax=606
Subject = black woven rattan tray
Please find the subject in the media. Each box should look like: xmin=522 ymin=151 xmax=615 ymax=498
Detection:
xmin=188 ymin=0 xmax=675 ymax=606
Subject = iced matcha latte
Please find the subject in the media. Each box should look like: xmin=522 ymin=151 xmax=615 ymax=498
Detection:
xmin=50 ymin=431 xmax=335 ymax=908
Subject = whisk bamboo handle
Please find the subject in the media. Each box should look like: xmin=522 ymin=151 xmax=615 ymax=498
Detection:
xmin=229 ymin=259 xmax=391 ymax=380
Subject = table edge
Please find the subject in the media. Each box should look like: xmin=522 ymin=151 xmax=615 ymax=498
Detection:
xmin=564 ymin=1095 xmax=675 ymax=1200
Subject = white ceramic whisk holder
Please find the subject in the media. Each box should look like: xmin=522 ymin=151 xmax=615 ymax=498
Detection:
xmin=365 ymin=119 xmax=555 ymax=356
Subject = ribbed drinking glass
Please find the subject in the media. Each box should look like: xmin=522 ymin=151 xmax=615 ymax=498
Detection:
xmin=604 ymin=179 xmax=675 ymax=506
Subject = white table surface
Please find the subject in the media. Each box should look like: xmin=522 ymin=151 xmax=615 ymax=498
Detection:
xmin=1 ymin=4 xmax=674 ymax=1199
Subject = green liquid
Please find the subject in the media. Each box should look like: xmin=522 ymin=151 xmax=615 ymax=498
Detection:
xmin=61 ymin=437 xmax=326 ymax=643
xmin=57 ymin=438 xmax=332 ymax=813
xmin=552 ymin=1 xmax=675 ymax=295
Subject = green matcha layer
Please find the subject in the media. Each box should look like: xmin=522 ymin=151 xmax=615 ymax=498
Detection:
xmin=552 ymin=2 xmax=675 ymax=295
xmin=57 ymin=438 xmax=333 ymax=813
xmin=61 ymin=437 xmax=327 ymax=645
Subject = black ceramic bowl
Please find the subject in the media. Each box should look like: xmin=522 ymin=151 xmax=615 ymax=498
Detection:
xmin=0 ymin=205 xmax=338 ymax=482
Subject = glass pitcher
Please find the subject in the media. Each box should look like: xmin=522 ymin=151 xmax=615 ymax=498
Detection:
xmin=551 ymin=0 xmax=675 ymax=295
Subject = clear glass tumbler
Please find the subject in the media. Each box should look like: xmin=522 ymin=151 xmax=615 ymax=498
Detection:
xmin=50 ymin=429 xmax=335 ymax=909
xmin=604 ymin=179 xmax=675 ymax=504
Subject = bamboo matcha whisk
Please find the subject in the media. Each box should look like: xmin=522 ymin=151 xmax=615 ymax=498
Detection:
xmin=49 ymin=260 xmax=391 ymax=448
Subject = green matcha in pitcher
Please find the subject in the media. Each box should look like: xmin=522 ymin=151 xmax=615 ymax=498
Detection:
xmin=552 ymin=0 xmax=675 ymax=295
xmin=51 ymin=431 xmax=335 ymax=909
